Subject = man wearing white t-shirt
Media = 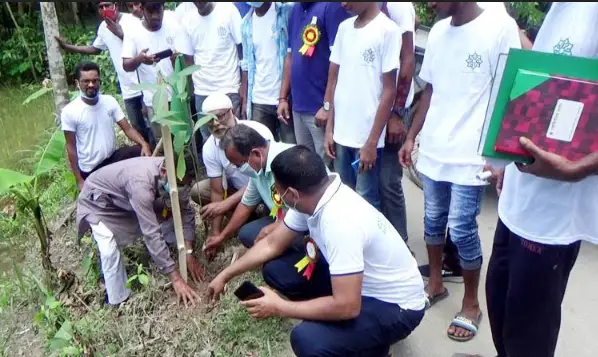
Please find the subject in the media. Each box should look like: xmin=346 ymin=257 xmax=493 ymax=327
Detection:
xmin=399 ymin=2 xmax=520 ymax=342
xmin=189 ymin=93 xmax=274 ymax=239
xmin=379 ymin=1 xmax=416 ymax=242
xmin=240 ymin=2 xmax=296 ymax=144
xmin=125 ymin=2 xmax=143 ymax=19
xmin=178 ymin=2 xmax=243 ymax=142
xmin=485 ymin=3 xmax=598 ymax=356
xmin=122 ymin=2 xmax=190 ymax=144
xmin=55 ymin=2 xmax=152 ymax=147
xmin=207 ymin=146 xmax=425 ymax=357
xmin=62 ymin=62 xmax=151 ymax=190
xmin=324 ymin=2 xmax=401 ymax=211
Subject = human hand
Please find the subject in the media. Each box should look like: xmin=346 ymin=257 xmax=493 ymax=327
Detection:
xmin=399 ymin=138 xmax=415 ymax=168
xmin=359 ymin=143 xmax=377 ymax=172
xmin=515 ymin=137 xmax=583 ymax=182
xmin=170 ymin=272 xmax=200 ymax=308
xmin=325 ymin=131 xmax=336 ymax=159
xmin=140 ymin=144 xmax=151 ymax=157
xmin=240 ymin=286 xmax=283 ymax=319
xmin=77 ymin=179 xmax=85 ymax=191
xmin=386 ymin=113 xmax=407 ymax=145
xmin=186 ymin=254 xmax=205 ymax=284
xmin=207 ymin=274 xmax=228 ymax=302
xmin=136 ymin=48 xmax=156 ymax=65
xmin=314 ymin=107 xmax=329 ymax=128
xmin=54 ymin=36 xmax=67 ymax=50
xmin=203 ymin=234 xmax=225 ymax=261
xmin=277 ymin=100 xmax=290 ymax=125
xmin=254 ymin=223 xmax=275 ymax=244
xmin=200 ymin=201 xmax=229 ymax=220
xmin=105 ymin=18 xmax=124 ymax=38
xmin=483 ymin=164 xmax=505 ymax=197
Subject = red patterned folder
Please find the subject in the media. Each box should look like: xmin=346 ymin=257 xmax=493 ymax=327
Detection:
xmin=494 ymin=70 xmax=598 ymax=161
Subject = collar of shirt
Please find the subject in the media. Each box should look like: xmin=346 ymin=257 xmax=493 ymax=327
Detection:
xmin=311 ymin=173 xmax=342 ymax=218
xmin=264 ymin=140 xmax=292 ymax=175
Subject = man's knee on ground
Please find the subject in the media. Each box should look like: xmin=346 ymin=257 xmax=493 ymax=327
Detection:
xmin=238 ymin=223 xmax=257 ymax=248
xmin=290 ymin=323 xmax=330 ymax=357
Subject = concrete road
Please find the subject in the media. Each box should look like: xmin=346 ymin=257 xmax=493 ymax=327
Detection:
xmin=393 ymin=178 xmax=598 ymax=357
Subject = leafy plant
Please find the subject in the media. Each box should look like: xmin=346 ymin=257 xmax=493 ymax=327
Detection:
xmin=126 ymin=263 xmax=150 ymax=289
xmin=0 ymin=128 xmax=70 ymax=287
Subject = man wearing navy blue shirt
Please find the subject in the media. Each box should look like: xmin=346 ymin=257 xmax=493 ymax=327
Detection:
xmin=277 ymin=2 xmax=350 ymax=163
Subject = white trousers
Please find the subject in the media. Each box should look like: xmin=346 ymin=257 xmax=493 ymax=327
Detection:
xmin=90 ymin=221 xmax=131 ymax=305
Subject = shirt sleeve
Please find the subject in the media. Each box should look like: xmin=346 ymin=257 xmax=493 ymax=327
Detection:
xmin=92 ymin=25 xmax=108 ymax=51
xmin=329 ymin=21 xmax=344 ymax=65
xmin=241 ymin=179 xmax=262 ymax=207
xmin=324 ymin=220 xmax=365 ymax=276
xmin=387 ymin=3 xmax=415 ymax=33
xmin=324 ymin=3 xmax=351 ymax=48
xmin=126 ymin=181 xmax=175 ymax=275
xmin=202 ymin=141 xmax=223 ymax=178
xmin=283 ymin=209 xmax=309 ymax=232
xmin=240 ymin=17 xmax=250 ymax=72
xmin=489 ymin=17 xmax=522 ymax=73
xmin=108 ymin=96 xmax=126 ymax=123
xmin=229 ymin=4 xmax=243 ymax=45
xmin=381 ymin=24 xmax=402 ymax=73
xmin=121 ymin=32 xmax=136 ymax=59
xmin=418 ymin=23 xmax=437 ymax=84
xmin=60 ymin=109 xmax=76 ymax=132
xmin=179 ymin=185 xmax=197 ymax=242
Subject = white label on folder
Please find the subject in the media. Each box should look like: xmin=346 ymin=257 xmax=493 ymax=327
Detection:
xmin=546 ymin=99 xmax=583 ymax=142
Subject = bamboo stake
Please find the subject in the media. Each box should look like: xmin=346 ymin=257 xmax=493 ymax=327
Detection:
xmin=161 ymin=126 xmax=187 ymax=282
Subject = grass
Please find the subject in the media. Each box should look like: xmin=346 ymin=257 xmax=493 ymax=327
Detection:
xmin=0 ymin=87 xmax=294 ymax=357
xmin=0 ymin=86 xmax=56 ymax=171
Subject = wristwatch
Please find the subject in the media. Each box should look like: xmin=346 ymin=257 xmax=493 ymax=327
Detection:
xmin=392 ymin=107 xmax=409 ymax=118
xmin=323 ymin=101 xmax=331 ymax=111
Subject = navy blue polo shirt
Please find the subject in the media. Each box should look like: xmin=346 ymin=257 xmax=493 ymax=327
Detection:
xmin=288 ymin=2 xmax=351 ymax=115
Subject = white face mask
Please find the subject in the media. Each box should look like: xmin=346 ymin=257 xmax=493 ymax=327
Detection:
xmin=281 ymin=188 xmax=298 ymax=211
xmin=238 ymin=152 xmax=263 ymax=178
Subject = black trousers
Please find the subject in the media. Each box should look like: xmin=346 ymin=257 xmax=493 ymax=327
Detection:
xmin=80 ymin=145 xmax=141 ymax=180
xmin=486 ymin=219 xmax=581 ymax=357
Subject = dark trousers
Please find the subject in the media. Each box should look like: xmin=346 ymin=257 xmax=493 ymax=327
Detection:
xmin=252 ymin=103 xmax=296 ymax=144
xmin=124 ymin=96 xmax=154 ymax=149
xmin=249 ymin=220 xmax=424 ymax=357
xmin=380 ymin=142 xmax=408 ymax=242
xmin=80 ymin=145 xmax=141 ymax=180
xmin=486 ymin=219 xmax=581 ymax=357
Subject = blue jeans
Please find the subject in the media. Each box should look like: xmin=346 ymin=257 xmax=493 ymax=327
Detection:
xmin=334 ymin=144 xmax=383 ymax=211
xmin=380 ymin=142 xmax=408 ymax=242
xmin=238 ymin=216 xmax=275 ymax=248
xmin=420 ymin=173 xmax=484 ymax=270
xmin=194 ymin=93 xmax=241 ymax=144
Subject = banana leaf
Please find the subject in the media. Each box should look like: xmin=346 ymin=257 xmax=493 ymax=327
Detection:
xmin=0 ymin=169 xmax=33 ymax=194
xmin=170 ymin=56 xmax=193 ymax=140
xmin=22 ymin=87 xmax=53 ymax=105
xmin=34 ymin=128 xmax=66 ymax=177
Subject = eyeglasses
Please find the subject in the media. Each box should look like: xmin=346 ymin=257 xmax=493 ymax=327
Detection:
xmin=80 ymin=79 xmax=101 ymax=86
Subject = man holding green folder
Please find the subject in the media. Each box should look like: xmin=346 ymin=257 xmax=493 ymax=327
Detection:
xmin=485 ymin=2 xmax=598 ymax=357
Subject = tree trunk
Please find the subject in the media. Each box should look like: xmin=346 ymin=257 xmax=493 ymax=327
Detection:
xmin=32 ymin=203 xmax=55 ymax=289
xmin=40 ymin=2 xmax=69 ymax=122
xmin=71 ymin=2 xmax=81 ymax=27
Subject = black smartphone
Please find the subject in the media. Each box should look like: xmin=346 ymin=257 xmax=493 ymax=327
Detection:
xmin=153 ymin=49 xmax=173 ymax=61
xmin=234 ymin=281 xmax=265 ymax=301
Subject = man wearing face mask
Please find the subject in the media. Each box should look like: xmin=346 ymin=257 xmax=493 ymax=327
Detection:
xmin=61 ymin=61 xmax=151 ymax=191
xmin=207 ymin=146 xmax=426 ymax=357
xmin=76 ymin=155 xmax=204 ymax=307
xmin=203 ymin=124 xmax=294 ymax=260
xmin=189 ymin=93 xmax=274 ymax=240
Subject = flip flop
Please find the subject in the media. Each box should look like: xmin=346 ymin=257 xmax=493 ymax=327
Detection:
xmin=424 ymin=287 xmax=449 ymax=310
xmin=452 ymin=354 xmax=485 ymax=357
xmin=447 ymin=312 xmax=483 ymax=342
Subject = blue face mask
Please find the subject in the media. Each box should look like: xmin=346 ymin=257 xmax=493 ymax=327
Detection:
xmin=79 ymin=89 xmax=100 ymax=101
xmin=246 ymin=2 xmax=264 ymax=8
xmin=162 ymin=182 xmax=170 ymax=193
xmin=238 ymin=162 xmax=259 ymax=179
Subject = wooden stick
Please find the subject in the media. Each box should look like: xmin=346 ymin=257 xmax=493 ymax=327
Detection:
xmin=151 ymin=138 xmax=163 ymax=157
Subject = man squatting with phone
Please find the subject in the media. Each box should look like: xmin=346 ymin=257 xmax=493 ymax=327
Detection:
xmin=208 ymin=145 xmax=426 ymax=357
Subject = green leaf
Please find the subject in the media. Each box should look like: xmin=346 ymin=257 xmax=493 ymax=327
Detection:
xmin=176 ymin=152 xmax=186 ymax=180
xmin=68 ymin=91 xmax=79 ymax=102
xmin=0 ymin=169 xmax=33 ymax=193
xmin=175 ymin=65 xmax=201 ymax=78
xmin=48 ymin=338 xmax=70 ymax=351
xmin=126 ymin=275 xmax=137 ymax=288
xmin=138 ymin=274 xmax=149 ymax=286
xmin=131 ymin=83 xmax=161 ymax=91
xmin=137 ymin=264 xmax=143 ymax=275
xmin=153 ymin=110 xmax=177 ymax=121
xmin=34 ymin=128 xmax=66 ymax=177
xmin=82 ymin=255 xmax=92 ymax=276
xmin=61 ymin=346 xmax=81 ymax=356
xmin=54 ymin=321 xmax=73 ymax=341
xmin=22 ymin=87 xmax=53 ymax=105
xmin=152 ymin=86 xmax=169 ymax=115
xmin=153 ymin=117 xmax=188 ymax=128
xmin=193 ymin=114 xmax=217 ymax=133
xmin=173 ymin=132 xmax=187 ymax=153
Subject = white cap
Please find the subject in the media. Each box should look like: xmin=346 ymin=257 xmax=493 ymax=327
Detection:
xmin=202 ymin=93 xmax=233 ymax=113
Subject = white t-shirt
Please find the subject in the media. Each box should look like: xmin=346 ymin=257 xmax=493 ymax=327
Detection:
xmin=60 ymin=95 xmax=124 ymax=173
xmin=330 ymin=13 xmax=402 ymax=149
xmin=477 ymin=2 xmax=507 ymax=13
xmin=417 ymin=10 xmax=520 ymax=185
xmin=175 ymin=2 xmax=197 ymax=23
xmin=499 ymin=2 xmax=598 ymax=246
xmin=179 ymin=3 xmax=242 ymax=96
xmin=121 ymin=14 xmax=189 ymax=107
xmin=251 ymin=4 xmax=280 ymax=105
xmin=202 ymin=120 xmax=274 ymax=190
xmin=284 ymin=174 xmax=426 ymax=310
xmin=385 ymin=2 xmax=415 ymax=108
xmin=92 ymin=13 xmax=141 ymax=100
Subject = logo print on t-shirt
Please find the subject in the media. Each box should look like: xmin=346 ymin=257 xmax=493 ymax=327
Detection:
xmin=217 ymin=26 xmax=228 ymax=39
xmin=362 ymin=48 xmax=376 ymax=64
xmin=553 ymin=38 xmax=574 ymax=56
xmin=166 ymin=36 xmax=173 ymax=46
xmin=466 ymin=52 xmax=483 ymax=70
